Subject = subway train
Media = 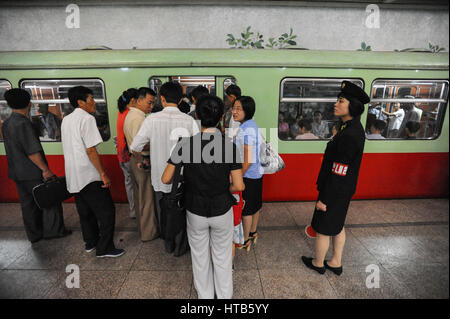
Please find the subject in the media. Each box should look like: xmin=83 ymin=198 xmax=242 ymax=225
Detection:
xmin=0 ymin=49 xmax=448 ymax=202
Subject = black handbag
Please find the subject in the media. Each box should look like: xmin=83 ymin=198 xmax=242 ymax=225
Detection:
xmin=32 ymin=176 xmax=73 ymax=209
xmin=159 ymin=164 xmax=189 ymax=257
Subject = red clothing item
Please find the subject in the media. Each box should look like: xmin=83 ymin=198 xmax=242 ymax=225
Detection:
xmin=116 ymin=109 xmax=130 ymax=163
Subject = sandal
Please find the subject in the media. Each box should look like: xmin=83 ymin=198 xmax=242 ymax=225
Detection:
xmin=237 ymin=238 xmax=252 ymax=252
xmin=249 ymin=231 xmax=258 ymax=245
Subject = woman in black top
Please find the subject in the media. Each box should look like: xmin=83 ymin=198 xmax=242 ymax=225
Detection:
xmin=302 ymin=81 xmax=369 ymax=276
xmin=162 ymin=95 xmax=245 ymax=299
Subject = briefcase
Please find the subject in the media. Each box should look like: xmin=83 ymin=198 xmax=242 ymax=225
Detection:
xmin=32 ymin=177 xmax=73 ymax=209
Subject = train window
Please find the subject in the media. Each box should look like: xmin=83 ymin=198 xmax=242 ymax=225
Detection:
xmin=280 ymin=78 xmax=364 ymax=140
xmin=366 ymin=79 xmax=449 ymax=140
xmin=170 ymin=76 xmax=216 ymax=97
xmin=0 ymin=80 xmax=12 ymax=141
xmin=19 ymin=79 xmax=110 ymax=142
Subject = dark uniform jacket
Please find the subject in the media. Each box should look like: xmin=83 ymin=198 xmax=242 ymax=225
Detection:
xmin=311 ymin=117 xmax=365 ymax=236
xmin=316 ymin=118 xmax=365 ymax=206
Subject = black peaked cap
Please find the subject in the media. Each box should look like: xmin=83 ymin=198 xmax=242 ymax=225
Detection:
xmin=339 ymin=81 xmax=370 ymax=105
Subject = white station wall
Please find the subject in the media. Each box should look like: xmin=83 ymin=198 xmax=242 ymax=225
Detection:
xmin=0 ymin=4 xmax=448 ymax=51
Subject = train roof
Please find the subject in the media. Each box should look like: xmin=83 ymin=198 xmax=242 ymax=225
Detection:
xmin=0 ymin=49 xmax=448 ymax=70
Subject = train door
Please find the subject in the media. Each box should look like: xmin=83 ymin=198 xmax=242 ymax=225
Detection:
xmin=149 ymin=75 xmax=237 ymax=112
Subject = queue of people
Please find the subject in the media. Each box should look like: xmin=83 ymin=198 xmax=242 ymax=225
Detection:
xmin=2 ymin=80 xmax=373 ymax=299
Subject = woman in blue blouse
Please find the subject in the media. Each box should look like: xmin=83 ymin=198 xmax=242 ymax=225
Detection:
xmin=232 ymin=96 xmax=263 ymax=251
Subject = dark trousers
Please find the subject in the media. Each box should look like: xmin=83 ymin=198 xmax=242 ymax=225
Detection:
xmin=154 ymin=191 xmax=164 ymax=235
xmin=74 ymin=181 xmax=116 ymax=255
xmin=15 ymin=179 xmax=66 ymax=243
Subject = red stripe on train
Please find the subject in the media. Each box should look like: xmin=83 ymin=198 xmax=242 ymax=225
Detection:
xmin=263 ymin=153 xmax=449 ymax=201
xmin=0 ymin=152 xmax=448 ymax=202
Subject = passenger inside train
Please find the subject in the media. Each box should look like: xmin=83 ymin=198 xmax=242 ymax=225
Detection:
xmin=295 ymin=119 xmax=318 ymax=140
xmin=366 ymin=119 xmax=387 ymax=140
xmin=275 ymin=79 xmax=445 ymax=142
xmin=405 ymin=121 xmax=421 ymax=139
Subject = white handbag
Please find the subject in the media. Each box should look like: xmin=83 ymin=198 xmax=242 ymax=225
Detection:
xmin=258 ymin=133 xmax=285 ymax=174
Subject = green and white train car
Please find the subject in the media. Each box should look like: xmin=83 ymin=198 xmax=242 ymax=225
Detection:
xmin=0 ymin=49 xmax=448 ymax=202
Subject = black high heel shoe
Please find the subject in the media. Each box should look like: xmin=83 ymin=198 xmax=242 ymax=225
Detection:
xmin=249 ymin=231 xmax=258 ymax=245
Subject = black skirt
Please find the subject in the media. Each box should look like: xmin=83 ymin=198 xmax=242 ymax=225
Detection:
xmin=242 ymin=177 xmax=263 ymax=216
xmin=311 ymin=195 xmax=351 ymax=236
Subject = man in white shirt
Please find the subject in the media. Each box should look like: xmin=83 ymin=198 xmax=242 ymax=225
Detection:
xmin=61 ymin=86 xmax=124 ymax=258
xmin=404 ymin=95 xmax=423 ymax=122
xmin=130 ymin=81 xmax=197 ymax=253
xmin=123 ymin=87 xmax=159 ymax=242
xmin=382 ymin=103 xmax=405 ymax=138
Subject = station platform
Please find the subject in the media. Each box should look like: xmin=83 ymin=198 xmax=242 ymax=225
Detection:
xmin=0 ymin=198 xmax=448 ymax=299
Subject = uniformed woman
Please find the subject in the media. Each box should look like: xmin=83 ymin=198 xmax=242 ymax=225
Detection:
xmin=302 ymin=81 xmax=370 ymax=276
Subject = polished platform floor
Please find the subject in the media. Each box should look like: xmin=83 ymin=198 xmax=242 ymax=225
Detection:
xmin=0 ymin=198 xmax=448 ymax=299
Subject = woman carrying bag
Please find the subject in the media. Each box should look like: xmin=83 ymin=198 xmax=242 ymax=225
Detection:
xmin=162 ymin=95 xmax=245 ymax=299
xmin=232 ymin=96 xmax=264 ymax=252
xmin=302 ymin=81 xmax=370 ymax=276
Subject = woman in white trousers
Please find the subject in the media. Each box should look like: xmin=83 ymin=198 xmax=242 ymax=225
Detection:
xmin=187 ymin=207 xmax=234 ymax=298
xmin=162 ymin=95 xmax=245 ymax=299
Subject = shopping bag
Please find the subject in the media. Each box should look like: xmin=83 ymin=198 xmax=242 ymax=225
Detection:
xmin=232 ymin=191 xmax=244 ymax=227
